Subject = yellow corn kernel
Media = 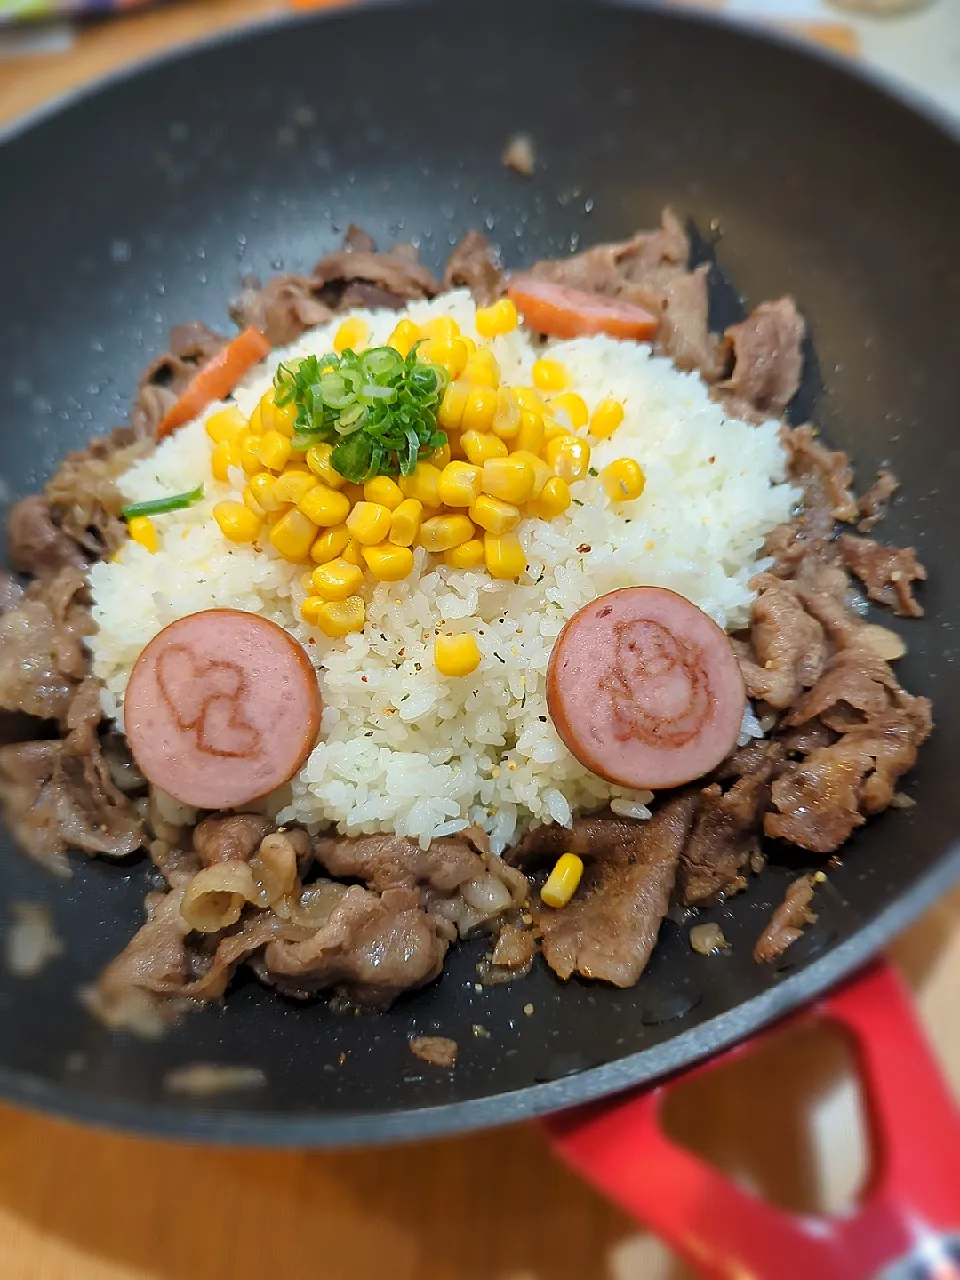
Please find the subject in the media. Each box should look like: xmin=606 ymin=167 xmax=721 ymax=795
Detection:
xmin=240 ymin=433 xmax=263 ymax=476
xmin=311 ymin=525 xmax=351 ymax=563
xmin=211 ymin=439 xmax=241 ymax=483
xmin=532 ymin=358 xmax=568 ymax=392
xmin=545 ymin=434 xmax=591 ymax=483
xmin=205 ymin=405 xmax=246 ymax=446
xmin=445 ymin=427 xmax=465 ymax=461
xmin=483 ymin=531 xmax=526 ymax=580
xmin=341 ymin=537 xmax=365 ymax=567
xmin=437 ymin=461 xmax=482 ymax=508
xmin=422 ymin=337 xmax=469 ymax=379
xmin=398 ymin=462 xmax=442 ymax=508
xmin=311 ymin=594 xmax=366 ymax=638
xmin=300 ymin=595 xmax=324 ymax=625
xmin=590 ymin=398 xmax=625 ymax=440
xmin=334 ymin=317 xmax=370 ymax=354
xmin=305 ymin=442 xmax=347 ymax=490
xmin=510 ymin=450 xmax=551 ymax=498
xmin=542 ymin=416 xmax=570 ymax=444
xmin=310 ymin=557 xmax=365 ymax=602
xmin=602 ymin=458 xmax=646 ymax=503
xmin=419 ymin=514 xmax=475 ymax=553
xmin=363 ymin=476 xmax=404 ymax=510
xmin=475 ymin=297 xmax=519 ymax=339
xmin=444 ymin=538 xmax=485 ymax=570
xmin=460 ymin=335 xmax=477 ymax=358
xmin=420 ymin=315 xmax=460 ymax=342
xmin=346 ymin=501 xmax=392 ymax=546
xmin=528 ymin=475 xmax=571 ymax=520
xmin=258 ymin=430 xmax=293 ymax=473
xmin=243 ymin=486 xmax=267 ymax=520
xmin=460 ymin=385 xmax=498 ymax=433
xmin=550 ymin=391 xmax=589 ymax=431
xmin=513 ymin=386 xmax=546 ymax=414
xmin=515 ymin=410 xmax=546 ymax=456
xmin=127 ymin=515 xmax=157 ymax=554
xmin=434 ymin=633 xmax=481 ymax=678
xmin=273 ymin=470 xmax=317 ymax=504
xmin=462 ymin=430 xmax=508 ymax=466
xmin=298 ymin=484 xmax=351 ymax=528
xmin=540 ymin=853 xmax=584 ymax=908
xmin=247 ymin=404 xmax=263 ymax=436
xmin=389 ymin=498 xmax=423 ymax=547
xmin=257 ymin=390 xmax=296 ymax=438
xmin=214 ymin=500 xmax=263 ymax=544
xmin=482 ymin=456 xmax=535 ymax=505
xmin=491 ymin=387 xmax=522 ymax=440
xmin=438 ymin=381 xmax=471 ymax=431
xmin=470 ymin=494 xmax=521 ymax=535
xmin=388 ymin=318 xmax=420 ymax=357
xmin=431 ymin=439 xmax=452 ymax=469
xmin=461 ymin=355 xmax=499 ymax=389
xmin=248 ymin=471 xmax=280 ymax=512
xmin=269 ymin=507 xmax=318 ymax=560
xmin=362 ymin=541 xmax=415 ymax=582
xmin=341 ymin=482 xmax=366 ymax=506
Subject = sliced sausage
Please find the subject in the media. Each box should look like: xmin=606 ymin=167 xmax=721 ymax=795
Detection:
xmin=124 ymin=609 xmax=321 ymax=810
xmin=507 ymin=275 xmax=659 ymax=342
xmin=547 ymin=587 xmax=745 ymax=791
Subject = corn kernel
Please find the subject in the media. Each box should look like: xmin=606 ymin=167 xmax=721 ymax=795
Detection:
xmin=590 ymin=398 xmax=625 ymax=440
xmin=269 ymin=507 xmax=318 ymax=560
xmin=258 ymin=430 xmax=293 ymax=473
xmin=362 ymin=542 xmax=415 ymax=582
xmin=311 ymin=594 xmax=366 ymax=638
xmin=462 ymin=430 xmax=508 ymax=466
xmin=483 ymin=531 xmax=526 ymax=580
xmin=437 ymin=461 xmax=482 ymax=508
xmin=334 ymin=317 xmax=370 ymax=354
xmin=306 ymin=442 xmax=347 ymax=490
xmin=240 ymin=433 xmax=263 ymax=476
xmin=298 ymin=484 xmax=351 ymax=528
xmin=445 ymin=427 xmax=465 ymax=461
xmin=389 ymin=498 xmax=423 ymax=547
xmin=461 ymin=355 xmax=499 ymax=389
xmin=422 ymin=337 xmax=469 ymax=379
xmin=550 ymin=392 xmax=589 ymax=431
xmin=398 ymin=462 xmax=442 ymax=508
xmin=310 ymin=557 xmax=365 ymax=602
xmin=435 ymin=633 xmax=481 ymax=677
xmin=443 ymin=538 xmax=485 ymax=569
xmin=342 ymin=482 xmax=366 ymax=507
xmin=542 ymin=416 xmax=569 ymax=444
xmin=431 ymin=439 xmax=452 ymax=469
xmin=127 ymin=515 xmax=157 ymax=554
xmin=475 ymin=297 xmax=519 ymax=339
xmin=341 ymin=537 xmax=365 ymax=567
xmin=516 ymin=410 xmax=546 ymax=456
xmin=540 ymin=853 xmax=584 ymax=908
xmin=205 ymin=406 xmax=246 ymax=446
xmin=363 ymin=476 xmax=404 ymax=510
xmin=346 ymin=501 xmax=392 ymax=546
xmin=510 ymin=450 xmax=551 ymax=498
xmin=491 ymin=387 xmax=522 ymax=440
xmin=420 ymin=316 xmax=460 ymax=342
xmin=300 ymin=595 xmax=325 ymax=626
xmin=247 ymin=404 xmax=263 ymax=435
xmin=273 ymin=470 xmax=317 ymax=504
xmin=214 ymin=500 xmax=263 ymax=544
xmin=513 ymin=386 xmax=546 ymax=414
xmin=528 ymin=475 xmax=571 ymax=520
xmin=545 ymin=434 xmax=591 ymax=483
xmin=387 ymin=318 xmax=420 ymax=357
xmin=243 ymin=485 xmax=266 ymax=520
xmin=438 ymin=381 xmax=471 ymax=431
xmin=602 ymin=458 xmax=646 ymax=503
xmin=419 ymin=514 xmax=475 ymax=553
xmin=532 ymin=359 xmax=568 ymax=392
xmin=248 ymin=471 xmax=280 ymax=512
xmin=461 ymin=385 xmax=498 ymax=433
xmin=470 ymin=494 xmax=521 ymax=535
xmin=257 ymin=390 xmax=296 ymax=438
xmin=311 ymin=525 xmax=351 ymax=564
xmin=482 ymin=456 xmax=534 ymax=505
xmin=211 ymin=439 xmax=240 ymax=483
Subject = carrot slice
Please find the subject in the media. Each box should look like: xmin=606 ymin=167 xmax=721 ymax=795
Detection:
xmin=507 ymin=275 xmax=659 ymax=342
xmin=156 ymin=327 xmax=272 ymax=440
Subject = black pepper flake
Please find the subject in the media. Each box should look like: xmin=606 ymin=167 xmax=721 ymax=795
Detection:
xmin=361 ymin=675 xmax=368 ymax=682
xmin=539 ymin=715 xmax=547 ymax=722
xmin=577 ymin=543 xmax=591 ymax=554
xmin=573 ymin=499 xmax=584 ymax=506
xmin=588 ymin=467 xmax=599 ymax=477
xmin=494 ymin=652 xmax=506 ymax=663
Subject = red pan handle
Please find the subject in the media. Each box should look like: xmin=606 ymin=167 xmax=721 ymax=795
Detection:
xmin=545 ymin=961 xmax=960 ymax=1280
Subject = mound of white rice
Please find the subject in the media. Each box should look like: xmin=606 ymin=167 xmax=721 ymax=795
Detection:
xmin=88 ymin=292 xmax=799 ymax=851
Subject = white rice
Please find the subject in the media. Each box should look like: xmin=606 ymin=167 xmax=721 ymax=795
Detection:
xmin=88 ymin=293 xmax=800 ymax=851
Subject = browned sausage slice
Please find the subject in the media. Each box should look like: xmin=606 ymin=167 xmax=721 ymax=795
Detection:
xmin=124 ymin=609 xmax=322 ymax=810
xmin=547 ymin=587 xmax=745 ymax=790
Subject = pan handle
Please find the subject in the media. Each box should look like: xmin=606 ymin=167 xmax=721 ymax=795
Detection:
xmin=544 ymin=961 xmax=960 ymax=1280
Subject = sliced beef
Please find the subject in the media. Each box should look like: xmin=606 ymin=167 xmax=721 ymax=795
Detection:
xmin=516 ymin=809 xmax=659 ymax=866
xmin=0 ymin=742 xmax=73 ymax=876
xmin=409 ymin=1035 xmax=458 ymax=1068
xmin=45 ymin=433 xmax=152 ymax=560
xmin=783 ymin=424 xmax=858 ymax=524
xmin=840 ymin=534 xmax=926 ymax=618
xmin=680 ymin=742 xmax=783 ymax=906
xmin=716 ymin=298 xmax=805 ymax=423
xmin=192 ymin=814 xmax=275 ymax=867
xmin=538 ymin=795 xmax=698 ymax=988
xmin=480 ymin=923 xmax=537 ymax=984
xmin=231 ymin=274 xmax=333 ymax=347
xmin=182 ymin=911 xmax=302 ymax=1000
xmin=312 ymin=246 xmax=439 ymax=305
xmin=754 ymin=875 xmax=817 ymax=963
xmin=658 ymin=265 xmax=726 ymax=381
xmin=0 ymin=568 xmax=92 ymax=722
xmin=343 ymin=223 xmax=376 ymax=253
xmin=737 ymin=574 xmax=827 ymax=710
xmin=314 ymin=830 xmax=484 ymax=894
xmin=443 ymin=231 xmax=504 ymax=305
xmin=7 ymin=495 xmax=86 ymax=577
xmin=133 ymin=321 xmax=227 ymax=438
xmin=0 ymin=571 xmax=24 ymax=615
xmin=857 ymin=469 xmax=899 ymax=533
xmin=530 ymin=208 xmax=689 ymax=298
xmin=97 ymin=885 xmax=192 ymax=1004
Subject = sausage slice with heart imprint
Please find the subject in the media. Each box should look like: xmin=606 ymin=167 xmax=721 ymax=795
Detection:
xmin=547 ymin=587 xmax=745 ymax=791
xmin=124 ymin=609 xmax=322 ymax=810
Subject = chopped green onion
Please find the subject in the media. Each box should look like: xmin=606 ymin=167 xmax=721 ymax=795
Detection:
xmin=122 ymin=485 xmax=204 ymax=520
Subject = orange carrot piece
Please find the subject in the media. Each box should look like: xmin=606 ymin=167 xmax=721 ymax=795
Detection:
xmin=156 ymin=327 xmax=272 ymax=440
xmin=507 ymin=276 xmax=659 ymax=342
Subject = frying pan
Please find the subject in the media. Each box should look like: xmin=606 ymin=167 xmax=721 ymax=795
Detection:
xmin=2 ymin=0 xmax=960 ymax=1273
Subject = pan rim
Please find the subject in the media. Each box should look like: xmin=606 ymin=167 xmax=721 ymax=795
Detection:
xmin=1 ymin=0 xmax=958 ymax=1146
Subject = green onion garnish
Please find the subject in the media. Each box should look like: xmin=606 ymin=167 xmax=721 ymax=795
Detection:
xmin=122 ymin=484 xmax=204 ymax=520
xmin=273 ymin=342 xmax=449 ymax=484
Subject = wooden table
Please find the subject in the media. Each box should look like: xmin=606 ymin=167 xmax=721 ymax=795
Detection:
xmin=1 ymin=6 xmax=958 ymax=1277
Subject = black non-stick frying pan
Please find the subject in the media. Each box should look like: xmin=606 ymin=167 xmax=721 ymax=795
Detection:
xmin=2 ymin=1 xmax=960 ymax=1272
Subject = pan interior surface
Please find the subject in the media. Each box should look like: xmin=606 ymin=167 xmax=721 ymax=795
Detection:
xmin=0 ymin=0 xmax=959 ymax=1143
